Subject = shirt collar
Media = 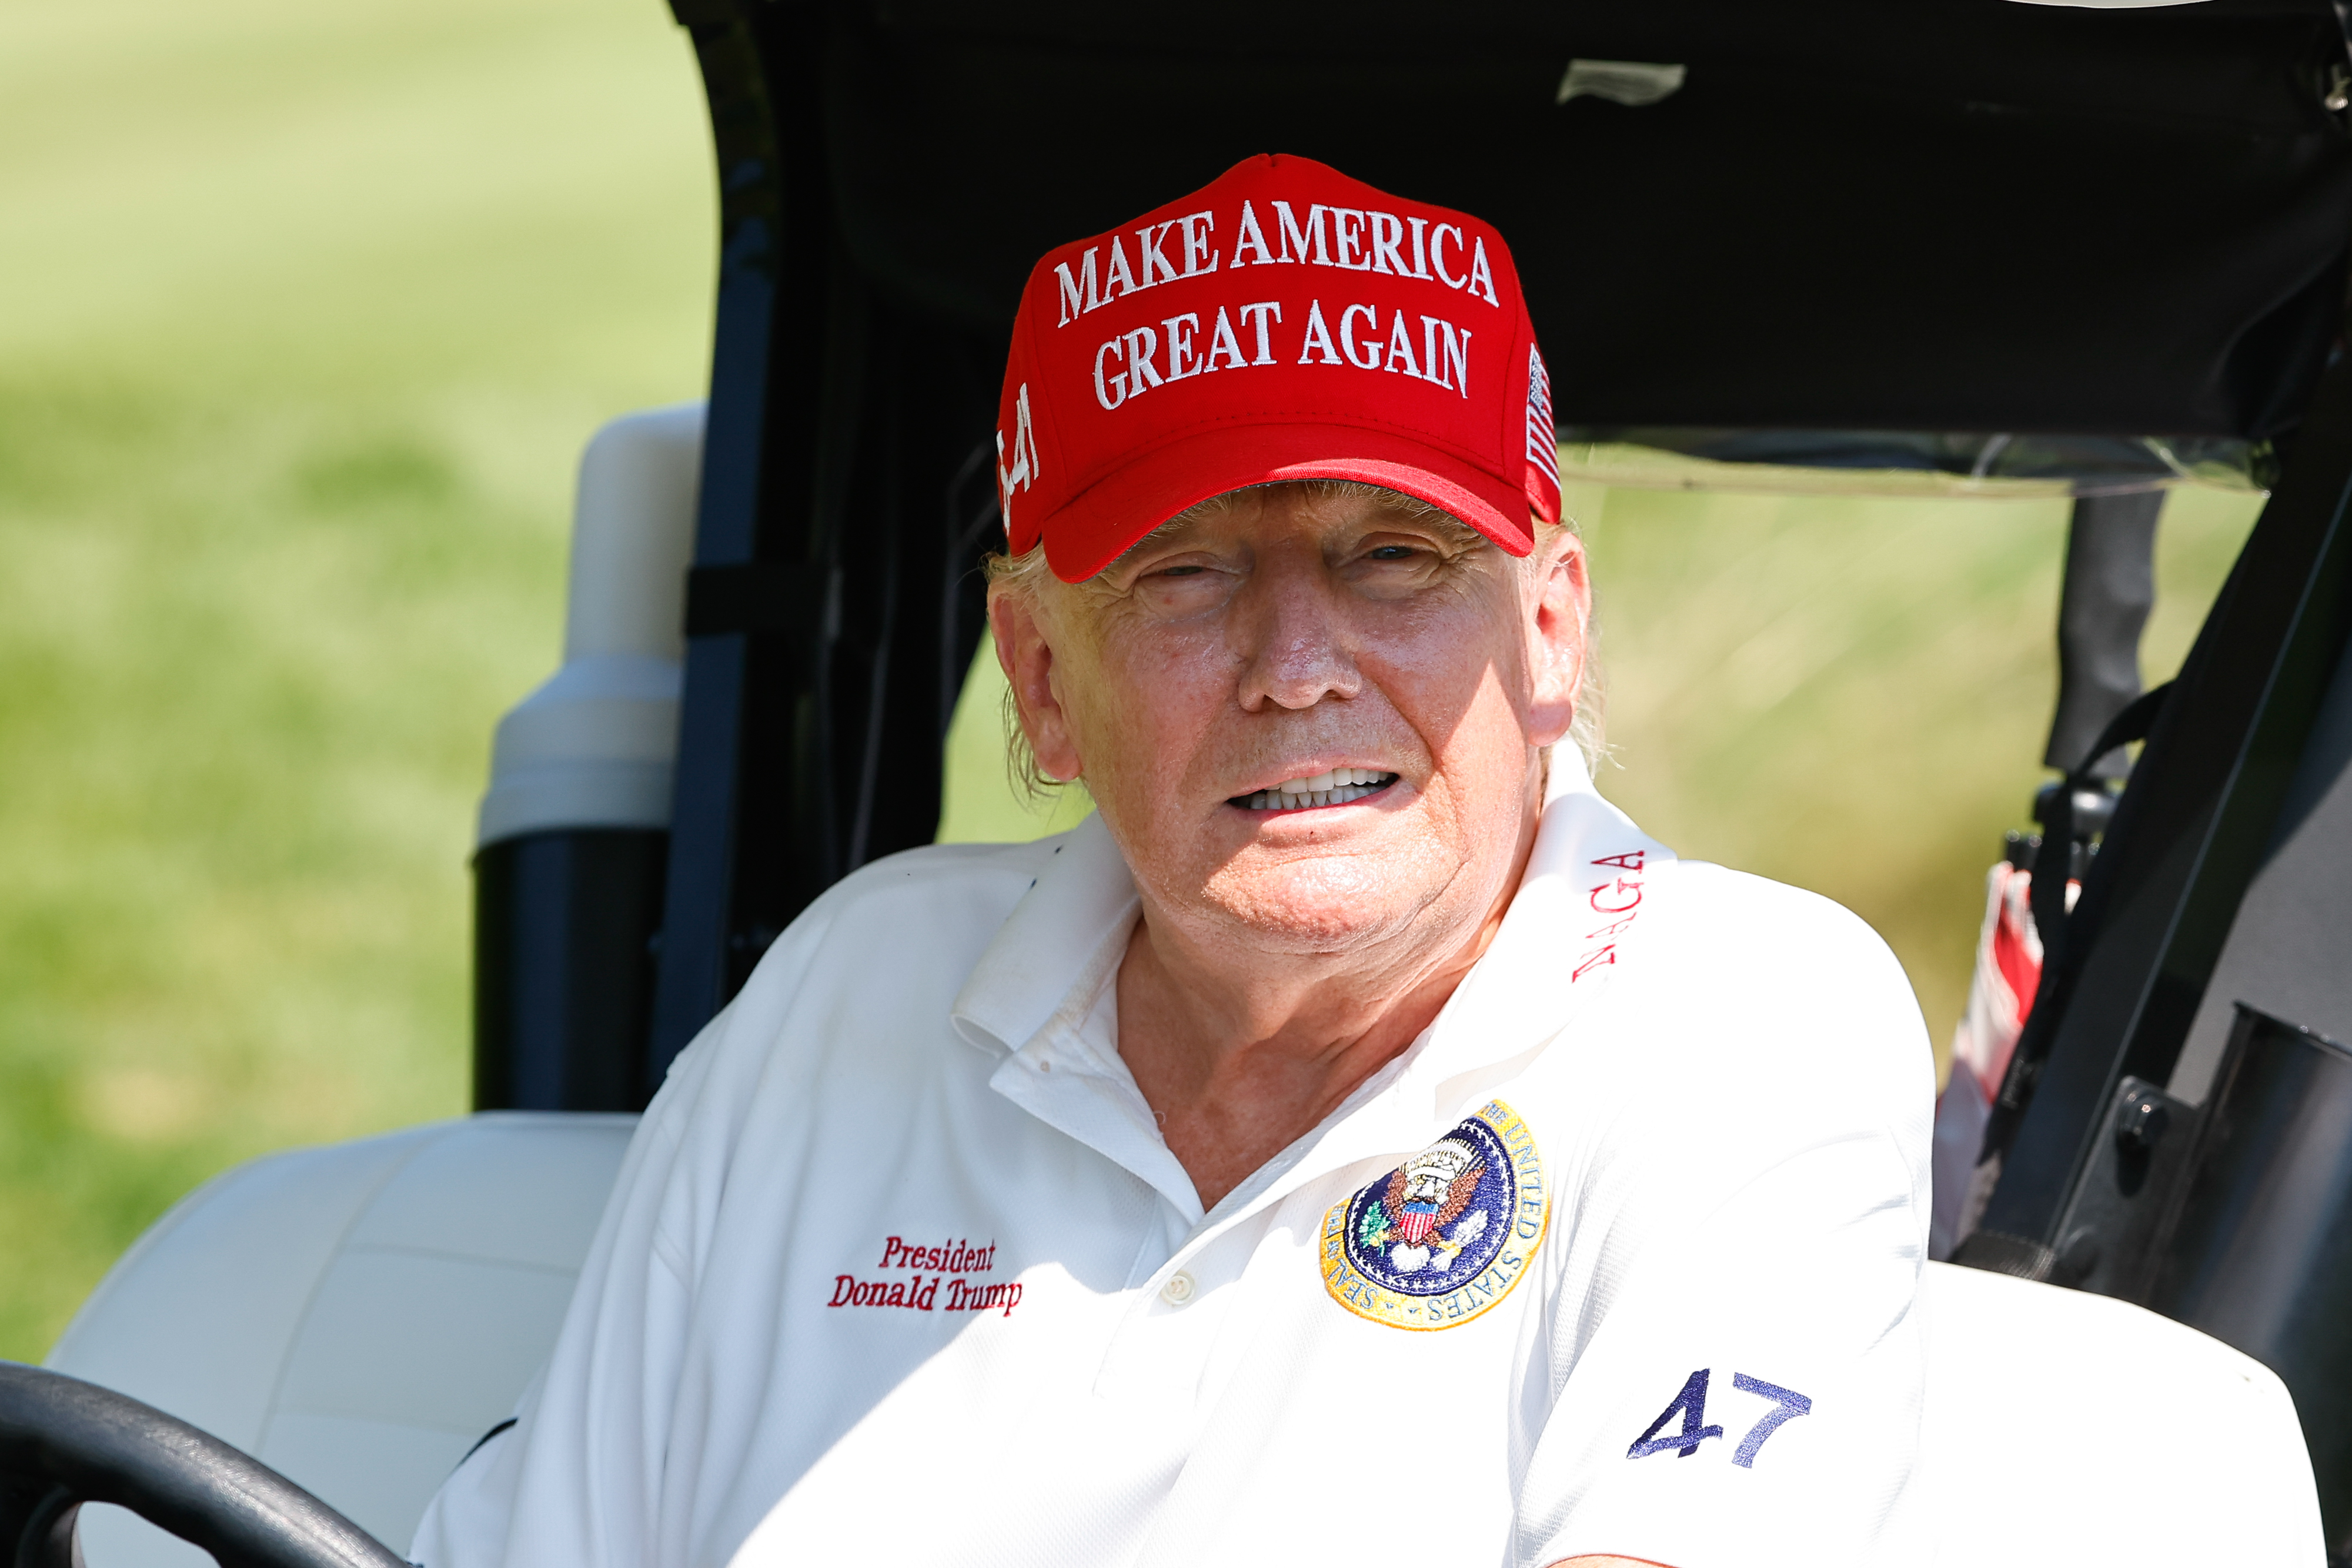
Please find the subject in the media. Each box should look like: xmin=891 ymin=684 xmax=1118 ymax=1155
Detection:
xmin=950 ymin=811 xmax=1140 ymax=1059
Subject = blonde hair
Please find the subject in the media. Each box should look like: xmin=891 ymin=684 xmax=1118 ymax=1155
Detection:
xmin=984 ymin=480 xmax=1604 ymax=797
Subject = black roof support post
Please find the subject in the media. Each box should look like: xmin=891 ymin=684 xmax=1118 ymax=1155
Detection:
xmin=646 ymin=0 xmax=820 ymax=1094
xmin=1962 ymin=347 xmax=2352 ymax=1279
xmin=2047 ymin=492 xmax=2161 ymax=782
xmin=645 ymin=4 xmax=1010 ymax=1094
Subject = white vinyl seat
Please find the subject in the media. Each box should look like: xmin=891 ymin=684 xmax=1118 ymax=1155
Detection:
xmin=45 ymin=1115 xmax=2324 ymax=1567
xmin=45 ymin=1112 xmax=636 ymax=1566
xmin=1917 ymin=1262 xmax=2323 ymax=1566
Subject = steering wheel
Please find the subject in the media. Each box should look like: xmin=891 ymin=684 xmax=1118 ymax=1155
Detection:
xmin=0 ymin=1362 xmax=405 ymax=1568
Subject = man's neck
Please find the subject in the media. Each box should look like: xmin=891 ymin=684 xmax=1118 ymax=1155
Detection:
xmin=1114 ymin=810 xmax=1540 ymax=1212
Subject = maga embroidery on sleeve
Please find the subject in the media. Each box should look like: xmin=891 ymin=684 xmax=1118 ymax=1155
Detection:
xmin=1573 ymin=849 xmax=1647 ymax=981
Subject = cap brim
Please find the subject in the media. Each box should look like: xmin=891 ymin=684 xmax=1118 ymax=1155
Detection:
xmin=1038 ymin=423 xmax=1536 ymax=583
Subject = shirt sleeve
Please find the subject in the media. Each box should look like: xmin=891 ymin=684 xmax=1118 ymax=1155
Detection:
xmin=1511 ymin=877 xmax=1933 ymax=1568
xmin=405 ymin=1067 xmax=703 ymax=1568
xmin=408 ymin=1371 xmax=539 ymax=1567
xmin=403 ymin=864 xmax=859 ymax=1568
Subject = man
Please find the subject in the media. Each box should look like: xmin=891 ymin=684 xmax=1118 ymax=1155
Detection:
xmin=414 ymin=153 xmax=1931 ymax=1568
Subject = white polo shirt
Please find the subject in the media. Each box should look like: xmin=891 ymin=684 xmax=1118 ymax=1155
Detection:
xmin=413 ymin=760 xmax=1932 ymax=1568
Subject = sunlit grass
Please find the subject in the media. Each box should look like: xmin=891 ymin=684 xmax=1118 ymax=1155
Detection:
xmin=0 ymin=0 xmax=714 ymax=1358
xmin=0 ymin=0 xmax=2263 ymax=1365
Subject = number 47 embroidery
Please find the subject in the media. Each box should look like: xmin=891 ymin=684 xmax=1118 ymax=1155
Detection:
xmin=1627 ymin=1369 xmax=1812 ymax=1469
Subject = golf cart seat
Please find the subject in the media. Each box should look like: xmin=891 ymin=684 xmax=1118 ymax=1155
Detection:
xmin=44 ymin=1112 xmax=635 ymax=1566
xmin=45 ymin=1119 xmax=2320 ymax=1566
xmin=1917 ymin=1262 xmax=2321 ymax=1564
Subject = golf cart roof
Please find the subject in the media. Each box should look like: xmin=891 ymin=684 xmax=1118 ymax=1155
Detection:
xmin=804 ymin=0 xmax=2352 ymax=437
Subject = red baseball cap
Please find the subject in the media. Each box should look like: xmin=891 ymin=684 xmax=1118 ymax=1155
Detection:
xmin=994 ymin=153 xmax=1562 ymax=582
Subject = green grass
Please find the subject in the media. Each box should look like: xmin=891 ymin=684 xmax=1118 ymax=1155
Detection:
xmin=0 ymin=0 xmax=2263 ymax=1362
xmin=0 ymin=0 xmax=714 ymax=1358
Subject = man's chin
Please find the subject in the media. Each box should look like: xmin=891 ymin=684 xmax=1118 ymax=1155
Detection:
xmin=1194 ymin=857 xmax=1445 ymax=953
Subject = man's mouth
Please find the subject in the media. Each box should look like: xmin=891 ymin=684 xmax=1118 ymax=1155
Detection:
xmin=1230 ymin=768 xmax=1400 ymax=812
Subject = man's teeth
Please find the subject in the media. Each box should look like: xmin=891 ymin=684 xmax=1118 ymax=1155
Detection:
xmin=1240 ymin=768 xmax=1398 ymax=811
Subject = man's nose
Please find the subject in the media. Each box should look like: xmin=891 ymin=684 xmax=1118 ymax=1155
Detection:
xmin=1233 ymin=560 xmax=1362 ymax=713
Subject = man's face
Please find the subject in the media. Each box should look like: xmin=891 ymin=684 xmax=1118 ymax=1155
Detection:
xmin=991 ymin=484 xmax=1589 ymax=960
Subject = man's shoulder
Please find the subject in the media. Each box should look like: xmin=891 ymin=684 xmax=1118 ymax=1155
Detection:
xmin=766 ymin=833 xmax=1075 ymax=959
xmin=1648 ymin=860 xmax=1902 ymax=981
xmin=1508 ymin=858 xmax=1933 ymax=1216
xmin=666 ymin=833 xmax=1080 ymax=1089
xmin=1576 ymin=858 xmax=1932 ymax=1121
xmin=832 ymin=832 xmax=1079 ymax=902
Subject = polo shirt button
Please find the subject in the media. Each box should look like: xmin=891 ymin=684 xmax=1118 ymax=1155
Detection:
xmin=1159 ymin=1270 xmax=1196 ymax=1306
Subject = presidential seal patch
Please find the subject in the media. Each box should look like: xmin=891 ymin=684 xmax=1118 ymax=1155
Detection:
xmin=1320 ymin=1099 xmax=1546 ymax=1330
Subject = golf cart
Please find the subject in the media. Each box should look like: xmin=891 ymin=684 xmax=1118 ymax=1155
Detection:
xmin=7 ymin=0 xmax=2352 ymax=1562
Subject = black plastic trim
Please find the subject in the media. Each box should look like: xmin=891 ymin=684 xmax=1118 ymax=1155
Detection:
xmin=1975 ymin=350 xmax=2352 ymax=1251
xmin=684 ymin=563 xmax=821 ymax=637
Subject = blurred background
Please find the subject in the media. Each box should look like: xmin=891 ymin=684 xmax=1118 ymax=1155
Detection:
xmin=0 ymin=0 xmax=2263 ymax=1361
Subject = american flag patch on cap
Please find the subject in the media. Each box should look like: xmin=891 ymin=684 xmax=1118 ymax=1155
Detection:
xmin=1526 ymin=345 xmax=1561 ymax=491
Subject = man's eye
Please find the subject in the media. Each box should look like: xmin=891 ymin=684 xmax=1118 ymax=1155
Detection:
xmin=1366 ymin=546 xmax=1419 ymax=561
xmin=1157 ymin=565 xmax=1207 ymax=579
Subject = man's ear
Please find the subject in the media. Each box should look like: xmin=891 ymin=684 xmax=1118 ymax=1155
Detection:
xmin=1525 ymin=526 xmax=1591 ymax=749
xmin=988 ymin=580 xmax=1085 ymax=783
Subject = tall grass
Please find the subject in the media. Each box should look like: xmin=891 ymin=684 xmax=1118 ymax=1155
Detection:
xmin=0 ymin=0 xmax=714 ymax=1357
xmin=0 ymin=0 xmax=2261 ymax=1362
